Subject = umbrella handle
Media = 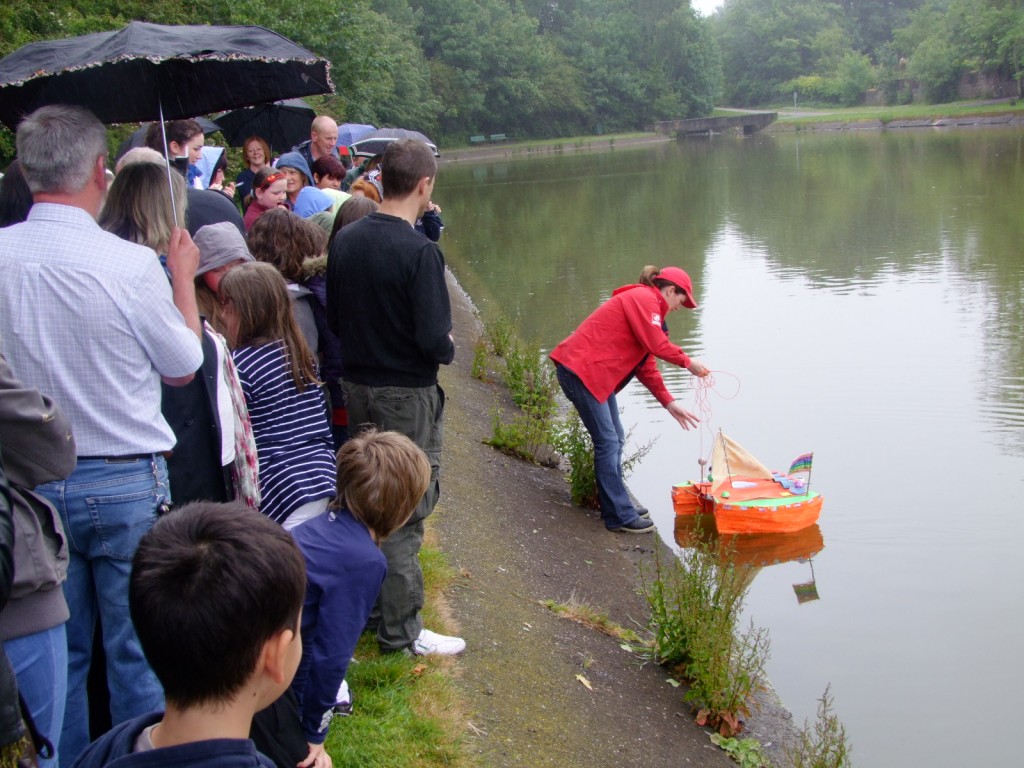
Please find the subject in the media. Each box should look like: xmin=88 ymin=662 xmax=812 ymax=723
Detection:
xmin=157 ymin=100 xmax=181 ymax=217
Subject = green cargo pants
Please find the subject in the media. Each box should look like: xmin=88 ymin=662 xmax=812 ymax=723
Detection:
xmin=342 ymin=381 xmax=445 ymax=652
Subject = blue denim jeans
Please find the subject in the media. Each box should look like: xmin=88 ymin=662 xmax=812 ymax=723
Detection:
xmin=4 ymin=624 xmax=67 ymax=768
xmin=555 ymin=364 xmax=640 ymax=529
xmin=37 ymin=457 xmax=168 ymax=768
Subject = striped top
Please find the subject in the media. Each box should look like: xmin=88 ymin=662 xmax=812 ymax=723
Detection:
xmin=232 ymin=341 xmax=335 ymax=524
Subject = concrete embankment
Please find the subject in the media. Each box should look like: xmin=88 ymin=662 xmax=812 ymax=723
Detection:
xmin=431 ymin=272 xmax=797 ymax=767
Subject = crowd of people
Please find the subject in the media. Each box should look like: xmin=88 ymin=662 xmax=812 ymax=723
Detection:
xmin=0 ymin=104 xmax=460 ymax=768
xmin=0 ymin=100 xmax=710 ymax=768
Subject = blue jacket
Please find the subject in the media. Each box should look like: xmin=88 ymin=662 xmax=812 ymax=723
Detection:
xmin=290 ymin=507 xmax=386 ymax=743
xmin=70 ymin=712 xmax=275 ymax=768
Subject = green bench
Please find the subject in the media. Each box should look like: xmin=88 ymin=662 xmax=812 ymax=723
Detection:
xmin=469 ymin=135 xmax=486 ymax=144
xmin=489 ymin=133 xmax=508 ymax=142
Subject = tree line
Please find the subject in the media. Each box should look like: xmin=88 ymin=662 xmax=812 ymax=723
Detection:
xmin=714 ymin=0 xmax=1024 ymax=107
xmin=0 ymin=0 xmax=1021 ymax=159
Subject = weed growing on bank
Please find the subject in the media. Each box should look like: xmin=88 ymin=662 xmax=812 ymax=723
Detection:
xmin=785 ymin=685 xmax=853 ymax=768
xmin=471 ymin=337 xmax=489 ymax=381
xmin=641 ymin=542 xmax=770 ymax=738
xmin=485 ymin=314 xmax=515 ymax=358
xmin=550 ymin=412 xmax=654 ymax=508
xmin=710 ymin=734 xmax=770 ymax=767
xmin=550 ymin=410 xmax=597 ymax=506
xmin=478 ymin=317 xmax=560 ymax=462
xmin=487 ymin=402 xmax=553 ymax=462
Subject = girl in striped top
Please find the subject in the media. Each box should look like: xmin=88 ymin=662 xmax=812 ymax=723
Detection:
xmin=219 ymin=262 xmax=336 ymax=528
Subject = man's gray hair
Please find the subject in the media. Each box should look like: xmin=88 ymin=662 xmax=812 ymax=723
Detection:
xmin=16 ymin=105 xmax=108 ymax=195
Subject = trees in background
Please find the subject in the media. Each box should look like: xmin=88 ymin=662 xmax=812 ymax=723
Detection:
xmin=713 ymin=0 xmax=1024 ymax=107
xmin=0 ymin=0 xmax=1021 ymax=160
xmin=0 ymin=0 xmax=721 ymax=152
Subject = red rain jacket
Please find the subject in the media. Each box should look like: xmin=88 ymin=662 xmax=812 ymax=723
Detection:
xmin=549 ymin=283 xmax=692 ymax=407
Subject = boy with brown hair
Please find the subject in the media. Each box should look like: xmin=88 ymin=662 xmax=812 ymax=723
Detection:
xmin=70 ymin=502 xmax=307 ymax=768
xmin=289 ymin=429 xmax=431 ymax=765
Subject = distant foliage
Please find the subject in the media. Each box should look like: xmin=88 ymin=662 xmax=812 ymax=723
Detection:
xmin=0 ymin=0 xmax=723 ymax=162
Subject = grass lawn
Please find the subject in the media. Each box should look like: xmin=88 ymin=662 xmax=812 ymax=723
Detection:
xmin=718 ymin=98 xmax=1024 ymax=125
xmin=324 ymin=529 xmax=474 ymax=768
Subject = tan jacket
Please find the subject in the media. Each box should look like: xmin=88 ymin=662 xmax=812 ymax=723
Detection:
xmin=0 ymin=353 xmax=76 ymax=640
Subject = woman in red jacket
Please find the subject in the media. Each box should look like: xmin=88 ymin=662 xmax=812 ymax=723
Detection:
xmin=550 ymin=265 xmax=708 ymax=533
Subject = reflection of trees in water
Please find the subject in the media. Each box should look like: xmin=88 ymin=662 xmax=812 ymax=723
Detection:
xmin=719 ymin=131 xmax=1024 ymax=452
xmin=437 ymin=131 xmax=1024 ymax=447
xmin=438 ymin=142 xmax=721 ymax=343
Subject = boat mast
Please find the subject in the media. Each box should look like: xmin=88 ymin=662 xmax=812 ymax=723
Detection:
xmin=719 ymin=428 xmax=734 ymax=485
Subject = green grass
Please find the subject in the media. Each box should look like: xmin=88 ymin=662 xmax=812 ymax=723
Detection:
xmin=540 ymin=596 xmax=648 ymax=646
xmin=759 ymin=98 xmax=1024 ymax=125
xmin=323 ymin=526 xmax=473 ymax=768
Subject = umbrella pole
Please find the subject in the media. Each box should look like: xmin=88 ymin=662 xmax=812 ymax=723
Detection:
xmin=158 ymin=101 xmax=179 ymax=219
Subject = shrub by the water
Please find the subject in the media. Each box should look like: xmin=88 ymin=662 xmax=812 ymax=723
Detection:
xmin=785 ymin=685 xmax=853 ymax=768
xmin=642 ymin=542 xmax=770 ymax=737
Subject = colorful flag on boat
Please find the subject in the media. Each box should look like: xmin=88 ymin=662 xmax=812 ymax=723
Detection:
xmin=793 ymin=580 xmax=820 ymax=604
xmin=789 ymin=452 xmax=813 ymax=474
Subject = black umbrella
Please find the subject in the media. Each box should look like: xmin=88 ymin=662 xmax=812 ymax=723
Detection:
xmin=0 ymin=21 xmax=334 ymax=129
xmin=215 ymin=98 xmax=315 ymax=155
xmin=116 ymin=116 xmax=222 ymax=157
xmin=351 ymin=127 xmax=440 ymax=158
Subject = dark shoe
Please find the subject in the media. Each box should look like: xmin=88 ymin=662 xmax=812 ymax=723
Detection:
xmin=609 ymin=517 xmax=655 ymax=534
xmin=627 ymin=490 xmax=650 ymax=519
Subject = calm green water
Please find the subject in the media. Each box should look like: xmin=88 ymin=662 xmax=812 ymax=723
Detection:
xmin=434 ymin=129 xmax=1024 ymax=768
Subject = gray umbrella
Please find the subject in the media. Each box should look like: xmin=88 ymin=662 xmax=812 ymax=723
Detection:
xmin=351 ymin=127 xmax=440 ymax=158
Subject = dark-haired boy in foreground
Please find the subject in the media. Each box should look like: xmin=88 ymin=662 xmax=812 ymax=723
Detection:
xmin=70 ymin=502 xmax=309 ymax=768
xmin=289 ymin=429 xmax=431 ymax=765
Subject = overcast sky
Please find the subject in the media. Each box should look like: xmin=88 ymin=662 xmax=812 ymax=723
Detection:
xmin=692 ymin=0 xmax=722 ymax=17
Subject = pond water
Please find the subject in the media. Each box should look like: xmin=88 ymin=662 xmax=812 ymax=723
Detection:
xmin=433 ymin=128 xmax=1024 ymax=768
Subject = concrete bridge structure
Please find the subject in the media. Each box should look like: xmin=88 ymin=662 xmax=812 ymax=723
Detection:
xmin=653 ymin=112 xmax=778 ymax=137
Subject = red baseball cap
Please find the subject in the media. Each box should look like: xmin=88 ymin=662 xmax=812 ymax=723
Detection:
xmin=658 ymin=266 xmax=698 ymax=309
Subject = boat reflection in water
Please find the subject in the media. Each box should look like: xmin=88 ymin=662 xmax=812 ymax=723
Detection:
xmin=673 ymin=515 xmax=824 ymax=603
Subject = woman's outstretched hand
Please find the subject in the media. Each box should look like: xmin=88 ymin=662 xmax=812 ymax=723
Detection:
xmin=687 ymin=360 xmax=709 ymax=378
xmin=667 ymin=400 xmax=700 ymax=430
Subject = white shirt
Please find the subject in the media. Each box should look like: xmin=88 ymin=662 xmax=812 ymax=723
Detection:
xmin=0 ymin=203 xmax=203 ymax=455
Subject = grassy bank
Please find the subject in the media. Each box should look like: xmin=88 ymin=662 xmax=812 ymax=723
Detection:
xmin=720 ymin=98 xmax=1024 ymax=125
xmin=324 ymin=526 xmax=472 ymax=768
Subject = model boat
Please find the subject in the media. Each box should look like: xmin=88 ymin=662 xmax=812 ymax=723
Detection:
xmin=671 ymin=432 xmax=823 ymax=535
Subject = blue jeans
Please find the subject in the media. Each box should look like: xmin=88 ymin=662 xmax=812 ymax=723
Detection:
xmin=555 ymin=364 xmax=640 ymax=529
xmin=4 ymin=624 xmax=68 ymax=768
xmin=37 ymin=457 xmax=168 ymax=768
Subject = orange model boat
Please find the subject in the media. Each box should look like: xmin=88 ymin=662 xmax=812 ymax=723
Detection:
xmin=672 ymin=432 xmax=823 ymax=535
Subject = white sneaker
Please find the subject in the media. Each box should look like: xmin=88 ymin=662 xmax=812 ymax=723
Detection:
xmin=332 ymin=678 xmax=352 ymax=717
xmin=412 ymin=628 xmax=466 ymax=656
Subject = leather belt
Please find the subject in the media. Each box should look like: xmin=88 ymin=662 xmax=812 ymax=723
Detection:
xmin=78 ymin=452 xmax=172 ymax=462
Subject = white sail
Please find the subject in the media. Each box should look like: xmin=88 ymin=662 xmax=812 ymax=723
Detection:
xmin=710 ymin=432 xmax=774 ymax=495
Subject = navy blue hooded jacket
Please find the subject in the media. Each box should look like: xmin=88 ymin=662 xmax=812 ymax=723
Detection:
xmin=70 ymin=712 xmax=275 ymax=768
